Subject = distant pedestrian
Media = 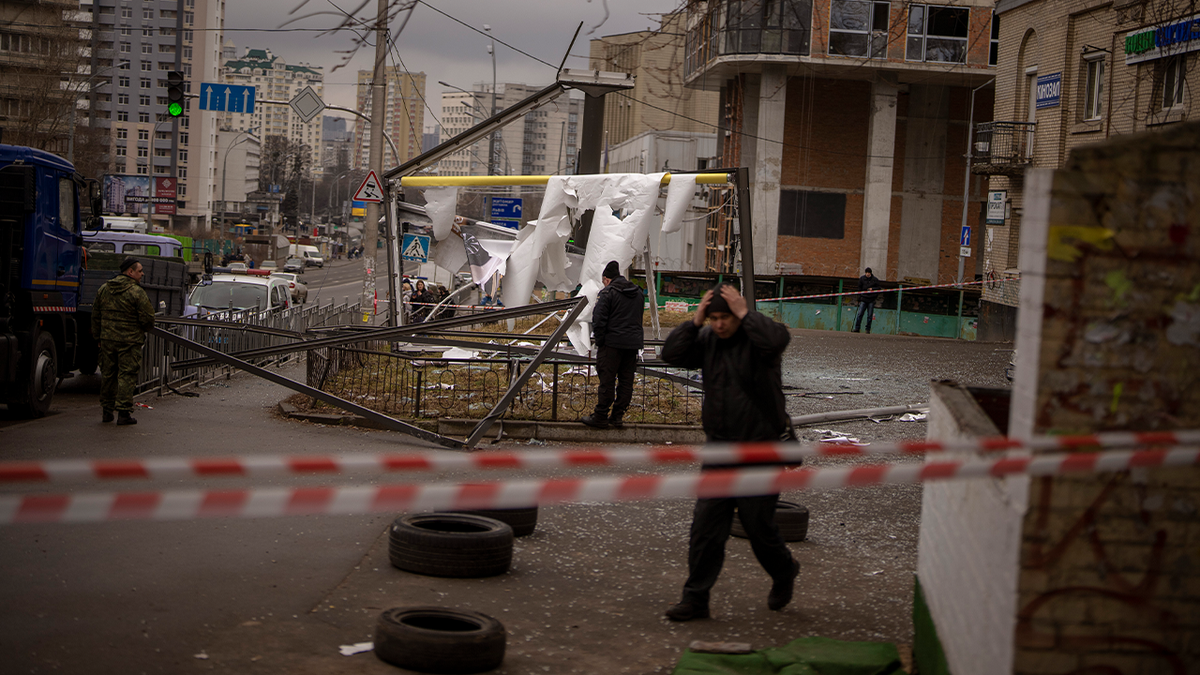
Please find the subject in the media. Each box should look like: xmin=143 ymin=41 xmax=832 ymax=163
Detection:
xmin=92 ymin=257 xmax=155 ymax=425
xmin=852 ymin=267 xmax=881 ymax=334
xmin=581 ymin=260 xmax=644 ymax=430
xmin=659 ymin=283 xmax=799 ymax=621
xmin=411 ymin=280 xmax=434 ymax=322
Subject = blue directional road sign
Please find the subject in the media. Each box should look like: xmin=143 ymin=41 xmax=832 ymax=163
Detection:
xmin=490 ymin=197 xmax=523 ymax=229
xmin=402 ymin=234 xmax=430 ymax=263
xmin=960 ymin=226 xmax=971 ymax=247
xmin=198 ymin=83 xmax=256 ymax=113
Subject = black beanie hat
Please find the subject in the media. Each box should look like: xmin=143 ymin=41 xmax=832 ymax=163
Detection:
xmin=120 ymin=257 xmax=139 ymax=273
xmin=865 ymin=267 xmax=873 ymax=274
xmin=707 ymin=283 xmax=732 ymax=314
xmin=603 ymin=260 xmax=620 ymax=279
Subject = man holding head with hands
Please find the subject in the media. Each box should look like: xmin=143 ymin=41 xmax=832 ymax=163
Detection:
xmin=659 ymin=282 xmax=799 ymax=621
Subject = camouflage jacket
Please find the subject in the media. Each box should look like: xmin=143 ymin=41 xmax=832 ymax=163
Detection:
xmin=92 ymin=274 xmax=155 ymax=345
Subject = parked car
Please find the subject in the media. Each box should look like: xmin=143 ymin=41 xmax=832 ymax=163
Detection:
xmin=259 ymin=260 xmax=278 ymax=271
xmin=187 ymin=273 xmax=291 ymax=316
xmin=270 ymin=272 xmax=308 ymax=303
xmin=228 ymin=262 xmax=248 ymax=274
xmin=283 ymin=257 xmax=305 ymax=274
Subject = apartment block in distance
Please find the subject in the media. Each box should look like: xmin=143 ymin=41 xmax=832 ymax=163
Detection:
xmin=353 ymin=68 xmax=425 ymax=169
xmin=80 ymin=0 xmax=223 ymax=233
xmin=221 ymin=45 xmax=324 ymax=173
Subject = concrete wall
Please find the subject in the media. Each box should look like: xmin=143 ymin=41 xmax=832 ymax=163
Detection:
xmin=1009 ymin=123 xmax=1200 ymax=674
xmin=918 ymin=381 xmax=1028 ymax=675
xmin=898 ymin=84 xmax=950 ymax=284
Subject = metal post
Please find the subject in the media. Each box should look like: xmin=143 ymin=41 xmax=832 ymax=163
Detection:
xmin=642 ymin=241 xmax=660 ymax=341
xmin=959 ymin=79 xmax=995 ymax=285
xmin=363 ymin=0 xmax=389 ymax=314
xmin=382 ymin=187 xmax=402 ymax=327
xmin=836 ymin=279 xmax=844 ymax=329
xmin=574 ymin=93 xmax=606 ymax=248
xmin=735 ymin=167 xmax=756 ymax=312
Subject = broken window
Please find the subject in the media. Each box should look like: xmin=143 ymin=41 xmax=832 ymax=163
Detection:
xmin=829 ymin=0 xmax=889 ymax=58
xmin=906 ymin=5 xmax=968 ymax=63
xmin=778 ymin=190 xmax=846 ymax=239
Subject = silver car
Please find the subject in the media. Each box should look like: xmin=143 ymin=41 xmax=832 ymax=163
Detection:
xmin=270 ymin=272 xmax=309 ymax=303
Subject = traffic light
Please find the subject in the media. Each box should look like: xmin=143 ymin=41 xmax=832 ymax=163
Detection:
xmin=167 ymin=71 xmax=185 ymax=117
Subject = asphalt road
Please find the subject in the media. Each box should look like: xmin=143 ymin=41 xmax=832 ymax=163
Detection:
xmin=0 ymin=314 xmax=1014 ymax=674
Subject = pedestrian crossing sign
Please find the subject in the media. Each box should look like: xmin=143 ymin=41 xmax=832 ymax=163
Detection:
xmin=402 ymin=234 xmax=430 ymax=262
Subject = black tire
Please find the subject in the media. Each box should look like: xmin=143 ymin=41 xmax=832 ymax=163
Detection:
xmin=389 ymin=513 xmax=513 ymax=578
xmin=14 ymin=332 xmax=58 ymax=418
xmin=732 ymin=501 xmax=809 ymax=542
xmin=450 ymin=507 xmax=538 ymax=537
xmin=375 ymin=606 xmax=505 ymax=674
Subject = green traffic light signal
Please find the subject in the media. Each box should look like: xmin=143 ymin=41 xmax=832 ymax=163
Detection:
xmin=167 ymin=71 xmax=185 ymax=118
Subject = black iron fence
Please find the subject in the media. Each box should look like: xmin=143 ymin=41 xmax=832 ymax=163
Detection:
xmin=305 ymin=345 xmax=703 ymax=425
xmin=971 ymin=121 xmax=1036 ymax=175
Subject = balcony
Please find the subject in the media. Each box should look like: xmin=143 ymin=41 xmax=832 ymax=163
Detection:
xmin=970 ymin=122 xmax=1036 ymax=176
xmin=685 ymin=0 xmax=812 ymax=80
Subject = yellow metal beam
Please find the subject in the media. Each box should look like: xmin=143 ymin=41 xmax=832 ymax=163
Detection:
xmin=398 ymin=172 xmax=733 ymax=187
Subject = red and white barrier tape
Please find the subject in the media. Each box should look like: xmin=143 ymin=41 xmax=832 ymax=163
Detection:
xmin=3 ymin=430 xmax=1197 ymax=486
xmin=2 ymin=447 xmax=1197 ymax=524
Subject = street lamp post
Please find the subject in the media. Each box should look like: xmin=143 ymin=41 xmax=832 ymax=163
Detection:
xmin=220 ymin=127 xmax=259 ymax=243
xmin=484 ymin=25 xmax=497 ymax=177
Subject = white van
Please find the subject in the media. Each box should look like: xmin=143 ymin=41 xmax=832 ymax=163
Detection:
xmin=100 ymin=216 xmax=148 ymax=233
xmin=288 ymin=244 xmax=324 ymax=268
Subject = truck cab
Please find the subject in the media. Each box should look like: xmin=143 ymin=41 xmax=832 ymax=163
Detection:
xmin=0 ymin=144 xmax=97 ymax=416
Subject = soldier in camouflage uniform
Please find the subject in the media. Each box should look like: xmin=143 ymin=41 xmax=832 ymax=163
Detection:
xmin=92 ymin=257 xmax=155 ymax=425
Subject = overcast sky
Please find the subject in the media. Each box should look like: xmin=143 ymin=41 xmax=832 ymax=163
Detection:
xmin=224 ymin=0 xmax=685 ymax=127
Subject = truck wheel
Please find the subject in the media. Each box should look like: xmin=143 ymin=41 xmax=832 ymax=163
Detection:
xmin=374 ymin=606 xmax=505 ymax=674
xmin=388 ymin=513 xmax=513 ymax=578
xmin=15 ymin=333 xmax=58 ymax=418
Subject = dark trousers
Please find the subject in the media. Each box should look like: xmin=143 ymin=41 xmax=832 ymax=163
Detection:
xmin=99 ymin=341 xmax=143 ymax=412
xmin=681 ymin=494 xmax=795 ymax=606
xmin=853 ymin=300 xmax=875 ymax=332
xmin=593 ymin=345 xmax=637 ymax=420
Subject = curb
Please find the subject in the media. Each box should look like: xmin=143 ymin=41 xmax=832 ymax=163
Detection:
xmin=278 ymin=402 xmax=705 ymax=444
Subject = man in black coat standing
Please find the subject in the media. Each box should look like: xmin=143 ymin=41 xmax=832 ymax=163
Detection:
xmin=852 ymin=267 xmax=881 ymax=333
xmin=659 ymin=283 xmax=799 ymax=621
xmin=581 ymin=260 xmax=644 ymax=429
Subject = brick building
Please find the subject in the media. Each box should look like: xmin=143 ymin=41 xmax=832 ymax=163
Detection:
xmin=976 ymin=0 xmax=1200 ymax=340
xmin=683 ymin=0 xmax=997 ymax=281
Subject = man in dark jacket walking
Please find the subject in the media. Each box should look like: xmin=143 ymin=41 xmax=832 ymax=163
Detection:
xmin=659 ymin=283 xmax=799 ymax=621
xmin=581 ymin=260 xmax=644 ymax=429
xmin=852 ymin=267 xmax=881 ymax=333
xmin=92 ymin=257 xmax=155 ymax=425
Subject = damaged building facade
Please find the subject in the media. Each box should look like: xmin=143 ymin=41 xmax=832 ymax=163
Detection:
xmin=682 ymin=0 xmax=997 ymax=282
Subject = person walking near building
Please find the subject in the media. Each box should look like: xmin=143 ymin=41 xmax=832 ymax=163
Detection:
xmin=581 ymin=260 xmax=644 ymax=429
xmin=852 ymin=267 xmax=881 ymax=333
xmin=92 ymin=257 xmax=155 ymax=425
xmin=659 ymin=283 xmax=799 ymax=621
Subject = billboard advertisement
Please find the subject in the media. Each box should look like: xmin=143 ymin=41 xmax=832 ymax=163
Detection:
xmin=103 ymin=175 xmax=178 ymax=215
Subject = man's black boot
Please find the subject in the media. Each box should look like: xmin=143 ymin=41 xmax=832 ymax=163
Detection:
xmin=102 ymin=409 xmax=114 ymax=423
xmin=768 ymin=560 xmax=800 ymax=611
xmin=609 ymin=414 xmax=625 ymax=429
xmin=116 ymin=411 xmax=137 ymax=426
xmin=580 ymin=414 xmax=609 ymax=429
xmin=665 ymin=601 xmax=709 ymax=622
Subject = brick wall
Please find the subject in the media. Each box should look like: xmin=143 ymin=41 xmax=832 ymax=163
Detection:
xmin=1012 ymin=122 xmax=1200 ymax=674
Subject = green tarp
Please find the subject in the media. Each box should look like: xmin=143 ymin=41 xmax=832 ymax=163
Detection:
xmin=672 ymin=636 xmax=907 ymax=675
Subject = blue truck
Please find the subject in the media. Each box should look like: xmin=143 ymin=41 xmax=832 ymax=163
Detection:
xmin=0 ymin=144 xmax=188 ymax=416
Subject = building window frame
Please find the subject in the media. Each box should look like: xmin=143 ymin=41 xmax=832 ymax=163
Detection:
xmin=1161 ymin=55 xmax=1186 ymax=109
xmin=906 ymin=4 xmax=969 ymax=64
xmin=1082 ymin=50 xmax=1106 ymax=121
xmin=829 ymin=0 xmax=891 ymax=59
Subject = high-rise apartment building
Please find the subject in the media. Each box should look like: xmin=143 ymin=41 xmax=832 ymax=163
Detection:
xmin=352 ymin=68 xmax=425 ymax=169
xmin=80 ymin=0 xmax=223 ymax=233
xmin=221 ymin=46 xmax=323 ymax=173
xmin=437 ymin=83 xmax=582 ymax=177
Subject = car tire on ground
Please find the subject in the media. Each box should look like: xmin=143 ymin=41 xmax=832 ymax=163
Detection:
xmin=389 ymin=513 xmax=513 ymax=578
xmin=449 ymin=507 xmax=538 ymax=537
xmin=374 ymin=606 xmax=505 ymax=674
xmin=732 ymin=501 xmax=809 ymax=542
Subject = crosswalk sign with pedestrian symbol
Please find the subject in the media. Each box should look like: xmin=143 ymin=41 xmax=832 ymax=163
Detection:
xmin=402 ymin=234 xmax=430 ymax=262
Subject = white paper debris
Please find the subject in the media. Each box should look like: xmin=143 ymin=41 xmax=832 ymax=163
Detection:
xmin=193 ymin=652 xmax=209 ymax=660
xmin=897 ymin=412 xmax=927 ymax=421
xmin=423 ymin=187 xmax=459 ymax=241
xmin=662 ymin=174 xmax=699 ymax=234
xmin=442 ymin=347 xmax=478 ymax=359
xmin=339 ymin=642 xmax=374 ymax=656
